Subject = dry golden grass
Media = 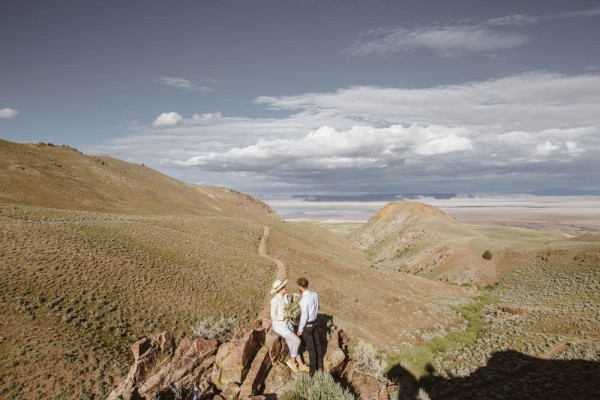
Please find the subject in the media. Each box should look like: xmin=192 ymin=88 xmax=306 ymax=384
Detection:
xmin=0 ymin=205 xmax=275 ymax=398
xmin=0 ymin=139 xmax=279 ymax=221
xmin=267 ymin=222 xmax=475 ymax=352
xmin=349 ymin=201 xmax=499 ymax=285
xmin=0 ymin=140 xmax=462 ymax=397
xmin=7 ymin=139 xmax=596 ymax=399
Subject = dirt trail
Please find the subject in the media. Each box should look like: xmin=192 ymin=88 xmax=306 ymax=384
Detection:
xmin=542 ymin=341 xmax=570 ymax=359
xmin=257 ymin=225 xmax=287 ymax=320
xmin=542 ymin=335 xmax=600 ymax=360
xmin=258 ymin=225 xmax=286 ymax=279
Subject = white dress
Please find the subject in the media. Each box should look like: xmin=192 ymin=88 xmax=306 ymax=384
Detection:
xmin=270 ymin=293 xmax=300 ymax=358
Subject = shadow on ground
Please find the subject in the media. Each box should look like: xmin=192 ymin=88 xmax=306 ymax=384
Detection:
xmin=387 ymin=350 xmax=600 ymax=400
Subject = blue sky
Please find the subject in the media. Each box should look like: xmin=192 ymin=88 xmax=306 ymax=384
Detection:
xmin=2 ymin=0 xmax=600 ymax=194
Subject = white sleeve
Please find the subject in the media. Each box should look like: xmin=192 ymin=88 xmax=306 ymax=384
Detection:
xmin=298 ymin=297 xmax=309 ymax=332
xmin=270 ymin=297 xmax=278 ymax=321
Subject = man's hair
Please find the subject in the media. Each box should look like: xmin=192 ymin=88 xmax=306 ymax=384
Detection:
xmin=297 ymin=277 xmax=309 ymax=288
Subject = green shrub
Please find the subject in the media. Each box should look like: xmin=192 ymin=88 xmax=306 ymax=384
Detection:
xmin=482 ymin=250 xmax=493 ymax=260
xmin=387 ymin=293 xmax=496 ymax=378
xmin=282 ymin=371 xmax=354 ymax=400
xmin=190 ymin=314 xmax=237 ymax=341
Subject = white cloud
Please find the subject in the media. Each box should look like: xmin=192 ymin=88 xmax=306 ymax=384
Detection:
xmin=414 ymin=133 xmax=473 ymax=155
xmin=486 ymin=15 xmax=540 ymax=26
xmin=255 ymin=73 xmax=600 ymax=131
xmin=152 ymin=112 xmax=183 ymax=128
xmin=345 ymin=25 xmax=529 ymax=57
xmin=534 ymin=141 xmax=559 ymax=156
xmin=91 ymin=72 xmax=600 ymax=192
xmin=346 ymin=6 xmax=600 ymax=57
xmin=166 ymin=124 xmax=474 ymax=172
xmin=565 ymin=141 xmax=585 ymax=155
xmin=487 ymin=6 xmax=600 ymax=26
xmin=0 ymin=108 xmax=19 ymax=119
xmin=158 ymin=76 xmax=215 ymax=92
xmin=192 ymin=112 xmax=223 ymax=123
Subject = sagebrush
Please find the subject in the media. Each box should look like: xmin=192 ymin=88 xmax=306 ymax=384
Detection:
xmin=283 ymin=371 xmax=354 ymax=400
xmin=190 ymin=314 xmax=237 ymax=341
xmin=352 ymin=339 xmax=386 ymax=379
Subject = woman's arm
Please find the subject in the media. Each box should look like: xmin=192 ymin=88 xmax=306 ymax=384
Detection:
xmin=270 ymin=296 xmax=278 ymax=321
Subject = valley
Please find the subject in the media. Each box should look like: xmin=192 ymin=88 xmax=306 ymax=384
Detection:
xmin=0 ymin=140 xmax=598 ymax=399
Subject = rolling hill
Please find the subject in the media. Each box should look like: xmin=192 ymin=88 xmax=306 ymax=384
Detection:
xmin=0 ymin=139 xmax=280 ymax=220
xmin=350 ymin=201 xmax=498 ymax=285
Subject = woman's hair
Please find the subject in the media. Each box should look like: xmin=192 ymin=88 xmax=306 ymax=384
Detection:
xmin=296 ymin=277 xmax=309 ymax=288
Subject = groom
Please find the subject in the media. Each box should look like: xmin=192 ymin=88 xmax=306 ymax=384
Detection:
xmin=296 ymin=277 xmax=323 ymax=376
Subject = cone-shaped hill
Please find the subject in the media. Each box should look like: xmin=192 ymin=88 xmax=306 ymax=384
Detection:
xmin=351 ymin=201 xmax=497 ymax=285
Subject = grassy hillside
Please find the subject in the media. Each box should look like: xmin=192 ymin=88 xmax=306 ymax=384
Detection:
xmin=0 ymin=206 xmax=275 ymax=397
xmin=268 ymin=222 xmax=474 ymax=350
xmin=0 ymin=140 xmax=476 ymax=398
xmin=0 ymin=140 xmax=279 ymax=220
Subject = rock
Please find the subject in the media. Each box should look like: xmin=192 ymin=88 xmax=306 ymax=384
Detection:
xmin=170 ymin=337 xmax=219 ymax=381
xmin=131 ymin=337 xmax=152 ymax=361
xmin=107 ymin=332 xmax=175 ymax=400
xmin=325 ymin=330 xmax=349 ymax=376
xmin=351 ymin=371 xmax=389 ymax=400
xmin=239 ymin=345 xmax=273 ymax=397
xmin=263 ymin=361 xmax=293 ymax=394
xmin=211 ymin=342 xmax=240 ymax=390
xmin=211 ymin=323 xmax=266 ymax=391
xmin=219 ymin=383 xmax=241 ymax=400
xmin=266 ymin=331 xmax=287 ymax=363
xmin=183 ymin=379 xmax=214 ymax=400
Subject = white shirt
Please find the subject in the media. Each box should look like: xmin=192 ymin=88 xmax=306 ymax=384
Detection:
xmin=298 ymin=290 xmax=319 ymax=333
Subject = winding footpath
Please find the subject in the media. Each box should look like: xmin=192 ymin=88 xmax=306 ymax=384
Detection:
xmin=258 ymin=225 xmax=286 ymax=280
xmin=541 ymin=335 xmax=600 ymax=360
xmin=257 ymin=225 xmax=287 ymax=319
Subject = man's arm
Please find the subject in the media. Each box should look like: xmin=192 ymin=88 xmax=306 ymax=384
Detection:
xmin=298 ymin=297 xmax=309 ymax=334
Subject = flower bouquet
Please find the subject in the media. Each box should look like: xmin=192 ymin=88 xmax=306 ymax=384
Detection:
xmin=284 ymin=301 xmax=300 ymax=320
xmin=284 ymin=296 xmax=301 ymax=324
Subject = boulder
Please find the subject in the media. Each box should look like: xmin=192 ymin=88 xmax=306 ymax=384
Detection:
xmin=266 ymin=331 xmax=287 ymax=363
xmin=238 ymin=346 xmax=272 ymax=397
xmin=263 ymin=361 xmax=293 ymax=394
xmin=170 ymin=337 xmax=219 ymax=382
xmin=184 ymin=380 xmax=214 ymax=400
xmin=107 ymin=332 xmax=175 ymax=400
xmin=350 ymin=370 xmax=389 ymax=400
xmin=325 ymin=329 xmax=349 ymax=376
xmin=211 ymin=323 xmax=266 ymax=390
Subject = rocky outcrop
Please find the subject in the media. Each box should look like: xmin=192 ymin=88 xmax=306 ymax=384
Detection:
xmin=107 ymin=320 xmax=359 ymax=400
xmin=107 ymin=331 xmax=218 ymax=400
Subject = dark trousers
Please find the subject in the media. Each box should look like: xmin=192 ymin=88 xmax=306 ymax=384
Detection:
xmin=303 ymin=321 xmax=323 ymax=375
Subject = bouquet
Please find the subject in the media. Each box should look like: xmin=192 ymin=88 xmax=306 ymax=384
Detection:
xmin=284 ymin=299 xmax=301 ymax=322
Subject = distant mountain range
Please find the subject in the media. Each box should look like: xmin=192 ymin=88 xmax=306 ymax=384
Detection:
xmin=259 ymin=189 xmax=600 ymax=202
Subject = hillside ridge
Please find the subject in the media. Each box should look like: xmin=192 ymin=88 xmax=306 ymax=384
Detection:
xmin=0 ymin=139 xmax=279 ymax=220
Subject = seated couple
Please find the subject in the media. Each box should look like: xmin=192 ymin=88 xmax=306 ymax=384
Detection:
xmin=270 ymin=277 xmax=324 ymax=375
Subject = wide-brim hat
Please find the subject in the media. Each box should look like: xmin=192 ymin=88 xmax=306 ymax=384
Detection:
xmin=270 ymin=279 xmax=288 ymax=295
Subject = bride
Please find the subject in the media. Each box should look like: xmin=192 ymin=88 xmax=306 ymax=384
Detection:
xmin=270 ymin=279 xmax=309 ymax=372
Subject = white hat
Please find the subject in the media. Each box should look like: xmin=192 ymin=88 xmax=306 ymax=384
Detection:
xmin=270 ymin=279 xmax=288 ymax=295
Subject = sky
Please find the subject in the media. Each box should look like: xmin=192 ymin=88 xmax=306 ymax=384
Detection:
xmin=2 ymin=0 xmax=600 ymax=195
